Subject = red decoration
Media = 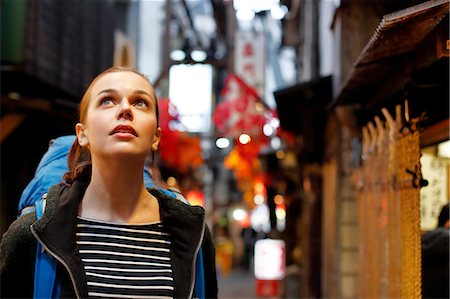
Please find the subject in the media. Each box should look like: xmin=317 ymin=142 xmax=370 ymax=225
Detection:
xmin=186 ymin=189 xmax=205 ymax=207
xmin=213 ymin=74 xmax=281 ymax=197
xmin=213 ymin=74 xmax=273 ymax=139
xmin=158 ymin=98 xmax=203 ymax=173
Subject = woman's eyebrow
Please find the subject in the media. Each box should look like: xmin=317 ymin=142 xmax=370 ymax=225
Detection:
xmin=96 ymin=88 xmax=118 ymax=97
xmin=134 ymin=89 xmax=153 ymax=99
xmin=96 ymin=89 xmax=153 ymax=99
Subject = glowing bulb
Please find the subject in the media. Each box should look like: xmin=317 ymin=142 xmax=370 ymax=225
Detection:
xmin=236 ymin=9 xmax=254 ymax=21
xmin=254 ymin=194 xmax=264 ymax=205
xmin=270 ymin=118 xmax=280 ymax=128
xmin=170 ymin=50 xmax=186 ymax=61
xmin=276 ymin=150 xmax=286 ymax=159
xmin=275 ymin=207 xmax=286 ymax=220
xmin=263 ymin=123 xmax=274 ymax=136
xmin=216 ymin=137 xmax=230 ymax=149
xmin=191 ymin=50 xmax=207 ymax=62
xmin=271 ymin=137 xmax=281 ymax=149
xmin=232 ymin=208 xmax=248 ymax=221
xmin=167 ymin=176 xmax=177 ymax=187
xmin=274 ymin=194 xmax=284 ymax=205
xmin=239 ymin=133 xmax=251 ymax=144
xmin=254 ymin=181 xmax=265 ymax=195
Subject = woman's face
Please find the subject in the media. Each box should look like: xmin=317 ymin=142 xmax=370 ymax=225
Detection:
xmin=76 ymin=71 xmax=161 ymax=161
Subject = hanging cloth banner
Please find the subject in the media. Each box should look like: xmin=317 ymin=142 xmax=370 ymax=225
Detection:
xmin=234 ymin=31 xmax=265 ymax=97
xmin=213 ymin=74 xmax=274 ymax=139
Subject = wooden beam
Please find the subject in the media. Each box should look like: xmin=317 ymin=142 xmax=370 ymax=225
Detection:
xmin=0 ymin=113 xmax=26 ymax=143
xmin=420 ymin=118 xmax=450 ymax=147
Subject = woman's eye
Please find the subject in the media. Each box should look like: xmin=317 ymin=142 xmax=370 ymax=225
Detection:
xmin=134 ymin=100 xmax=149 ymax=108
xmin=100 ymin=97 xmax=115 ymax=106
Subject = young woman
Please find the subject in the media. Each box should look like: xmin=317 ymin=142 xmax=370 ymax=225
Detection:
xmin=0 ymin=67 xmax=218 ymax=298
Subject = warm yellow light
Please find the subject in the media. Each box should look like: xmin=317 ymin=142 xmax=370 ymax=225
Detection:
xmin=276 ymin=150 xmax=285 ymax=159
xmin=254 ymin=181 xmax=265 ymax=195
xmin=275 ymin=207 xmax=286 ymax=220
xmin=274 ymin=194 xmax=284 ymax=205
xmin=239 ymin=133 xmax=251 ymax=144
xmin=167 ymin=176 xmax=177 ymax=187
xmin=232 ymin=208 xmax=248 ymax=221
xmin=255 ymin=102 xmax=264 ymax=112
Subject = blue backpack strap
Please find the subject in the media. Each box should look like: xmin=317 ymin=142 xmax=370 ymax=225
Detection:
xmin=194 ymin=248 xmax=206 ymax=299
xmin=34 ymin=198 xmax=62 ymax=299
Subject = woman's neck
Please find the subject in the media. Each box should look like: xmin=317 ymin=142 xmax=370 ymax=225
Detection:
xmin=79 ymin=158 xmax=159 ymax=223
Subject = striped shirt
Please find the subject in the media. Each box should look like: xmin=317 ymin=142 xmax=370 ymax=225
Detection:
xmin=76 ymin=217 xmax=174 ymax=299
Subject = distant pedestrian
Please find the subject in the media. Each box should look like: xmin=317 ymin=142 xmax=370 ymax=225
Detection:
xmin=421 ymin=203 xmax=449 ymax=299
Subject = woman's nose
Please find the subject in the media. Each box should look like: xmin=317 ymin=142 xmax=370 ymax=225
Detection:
xmin=117 ymin=100 xmax=133 ymax=120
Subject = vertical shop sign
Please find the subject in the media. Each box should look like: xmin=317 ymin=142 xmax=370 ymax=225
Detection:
xmin=254 ymin=239 xmax=285 ymax=280
xmin=234 ymin=31 xmax=265 ymax=97
xmin=254 ymin=239 xmax=285 ymax=297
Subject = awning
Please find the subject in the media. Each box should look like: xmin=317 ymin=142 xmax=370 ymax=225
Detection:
xmin=331 ymin=0 xmax=449 ymax=107
xmin=274 ymin=76 xmax=332 ymax=162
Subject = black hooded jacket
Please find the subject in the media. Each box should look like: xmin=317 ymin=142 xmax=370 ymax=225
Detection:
xmin=0 ymin=181 xmax=218 ymax=298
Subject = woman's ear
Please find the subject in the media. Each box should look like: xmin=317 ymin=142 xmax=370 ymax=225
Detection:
xmin=152 ymin=127 xmax=162 ymax=151
xmin=75 ymin=123 xmax=89 ymax=147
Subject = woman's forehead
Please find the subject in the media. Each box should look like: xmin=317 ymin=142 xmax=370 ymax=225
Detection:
xmin=91 ymin=71 xmax=154 ymax=95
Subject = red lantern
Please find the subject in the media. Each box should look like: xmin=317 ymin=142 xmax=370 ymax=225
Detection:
xmin=186 ymin=190 xmax=204 ymax=207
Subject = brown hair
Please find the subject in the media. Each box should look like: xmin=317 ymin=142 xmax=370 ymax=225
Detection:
xmin=63 ymin=66 xmax=160 ymax=183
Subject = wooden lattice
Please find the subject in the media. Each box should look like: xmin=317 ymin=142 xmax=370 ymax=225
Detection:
xmin=397 ymin=131 xmax=422 ymax=299
xmin=356 ymin=114 xmax=422 ymax=299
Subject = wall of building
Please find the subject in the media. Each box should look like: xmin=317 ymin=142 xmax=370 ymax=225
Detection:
xmin=322 ymin=2 xmax=387 ymax=297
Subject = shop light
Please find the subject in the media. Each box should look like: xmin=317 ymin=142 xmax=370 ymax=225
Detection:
xmin=254 ymin=194 xmax=265 ymax=205
xmin=255 ymin=102 xmax=264 ymax=112
xmin=190 ymin=50 xmax=207 ymax=62
xmin=250 ymin=204 xmax=271 ymax=233
xmin=275 ymin=206 xmax=286 ymax=220
xmin=170 ymin=50 xmax=186 ymax=61
xmin=263 ymin=123 xmax=274 ymax=136
xmin=166 ymin=176 xmax=177 ymax=188
xmin=274 ymin=194 xmax=284 ymax=205
xmin=276 ymin=150 xmax=285 ymax=159
xmin=236 ymin=9 xmax=255 ymax=21
xmin=232 ymin=208 xmax=248 ymax=222
xmin=270 ymin=5 xmax=288 ymax=20
xmin=270 ymin=117 xmax=280 ymax=129
xmin=239 ymin=133 xmax=251 ymax=144
xmin=254 ymin=181 xmax=266 ymax=195
xmin=438 ymin=140 xmax=450 ymax=158
xmin=271 ymin=136 xmax=281 ymax=150
xmin=8 ymin=92 xmax=21 ymax=100
xmin=216 ymin=137 xmax=230 ymax=149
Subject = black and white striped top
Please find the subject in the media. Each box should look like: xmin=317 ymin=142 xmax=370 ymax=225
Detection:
xmin=76 ymin=217 xmax=174 ymax=299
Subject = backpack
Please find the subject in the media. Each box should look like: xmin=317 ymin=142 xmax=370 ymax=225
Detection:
xmin=19 ymin=135 xmax=205 ymax=298
xmin=19 ymin=135 xmax=184 ymax=213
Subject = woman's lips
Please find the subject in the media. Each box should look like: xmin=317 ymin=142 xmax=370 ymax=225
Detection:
xmin=110 ymin=125 xmax=137 ymax=137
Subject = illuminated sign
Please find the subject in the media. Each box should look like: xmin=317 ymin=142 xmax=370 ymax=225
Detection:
xmin=254 ymin=239 xmax=285 ymax=280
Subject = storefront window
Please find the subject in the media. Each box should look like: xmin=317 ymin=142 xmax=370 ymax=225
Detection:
xmin=420 ymin=140 xmax=450 ymax=231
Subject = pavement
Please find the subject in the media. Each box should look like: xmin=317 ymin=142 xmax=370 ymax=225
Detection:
xmin=218 ymin=269 xmax=259 ymax=299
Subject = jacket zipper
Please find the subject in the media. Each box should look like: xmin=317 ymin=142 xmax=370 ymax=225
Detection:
xmin=30 ymin=227 xmax=82 ymax=299
xmin=188 ymin=217 xmax=206 ymax=299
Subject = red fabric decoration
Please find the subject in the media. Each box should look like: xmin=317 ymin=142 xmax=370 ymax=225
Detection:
xmin=158 ymin=98 xmax=203 ymax=173
xmin=213 ymin=74 xmax=272 ymax=139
